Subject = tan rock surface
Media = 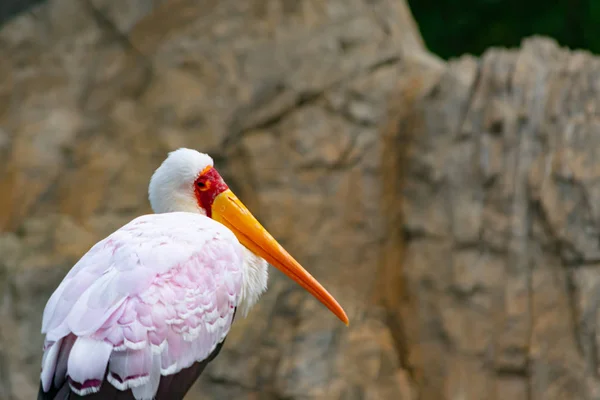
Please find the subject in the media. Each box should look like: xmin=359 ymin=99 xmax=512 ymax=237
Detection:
xmin=0 ymin=0 xmax=424 ymax=399
xmin=4 ymin=1 xmax=600 ymax=400
xmin=383 ymin=38 xmax=600 ymax=399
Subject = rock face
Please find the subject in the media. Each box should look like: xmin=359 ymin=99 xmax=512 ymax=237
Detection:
xmin=384 ymin=38 xmax=600 ymax=399
xmin=0 ymin=1 xmax=422 ymax=399
xmin=2 ymin=1 xmax=600 ymax=400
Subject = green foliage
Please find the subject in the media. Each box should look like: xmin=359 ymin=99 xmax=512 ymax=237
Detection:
xmin=408 ymin=0 xmax=597 ymax=59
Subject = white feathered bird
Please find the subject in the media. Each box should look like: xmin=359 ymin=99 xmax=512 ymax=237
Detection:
xmin=37 ymin=148 xmax=348 ymax=400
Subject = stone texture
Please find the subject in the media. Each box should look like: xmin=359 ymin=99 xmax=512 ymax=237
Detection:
xmin=383 ymin=37 xmax=600 ymax=399
xmin=0 ymin=0 xmax=425 ymax=399
xmin=5 ymin=1 xmax=600 ymax=400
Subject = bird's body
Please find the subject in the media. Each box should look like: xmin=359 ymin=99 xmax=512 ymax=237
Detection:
xmin=39 ymin=213 xmax=249 ymax=399
xmin=38 ymin=149 xmax=347 ymax=400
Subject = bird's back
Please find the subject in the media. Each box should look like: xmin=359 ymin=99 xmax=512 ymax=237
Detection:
xmin=38 ymin=212 xmax=244 ymax=400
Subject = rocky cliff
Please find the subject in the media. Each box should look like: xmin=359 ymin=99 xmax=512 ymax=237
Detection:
xmin=2 ymin=1 xmax=600 ymax=400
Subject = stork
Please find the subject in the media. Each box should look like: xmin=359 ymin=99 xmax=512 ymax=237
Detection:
xmin=37 ymin=148 xmax=348 ymax=400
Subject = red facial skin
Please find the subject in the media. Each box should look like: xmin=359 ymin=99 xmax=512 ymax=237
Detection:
xmin=193 ymin=166 xmax=229 ymax=218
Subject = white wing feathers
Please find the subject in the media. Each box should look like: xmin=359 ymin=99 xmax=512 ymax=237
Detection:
xmin=40 ymin=212 xmax=244 ymax=399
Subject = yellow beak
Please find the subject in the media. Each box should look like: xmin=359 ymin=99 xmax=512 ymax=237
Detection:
xmin=212 ymin=189 xmax=349 ymax=325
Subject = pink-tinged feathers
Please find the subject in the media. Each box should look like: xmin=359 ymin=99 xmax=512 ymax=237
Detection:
xmin=67 ymin=337 xmax=113 ymax=395
xmin=39 ymin=212 xmax=244 ymax=400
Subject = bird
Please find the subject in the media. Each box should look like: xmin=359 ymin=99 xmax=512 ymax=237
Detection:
xmin=37 ymin=148 xmax=348 ymax=400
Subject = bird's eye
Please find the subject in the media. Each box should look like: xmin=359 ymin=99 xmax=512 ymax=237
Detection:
xmin=196 ymin=180 xmax=210 ymax=191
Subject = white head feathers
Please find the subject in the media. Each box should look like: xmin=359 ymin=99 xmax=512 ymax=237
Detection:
xmin=148 ymin=148 xmax=213 ymax=214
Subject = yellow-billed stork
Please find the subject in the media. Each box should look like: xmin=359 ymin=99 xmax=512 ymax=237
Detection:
xmin=37 ymin=148 xmax=348 ymax=400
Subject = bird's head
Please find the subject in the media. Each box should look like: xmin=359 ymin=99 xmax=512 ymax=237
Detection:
xmin=149 ymin=148 xmax=348 ymax=325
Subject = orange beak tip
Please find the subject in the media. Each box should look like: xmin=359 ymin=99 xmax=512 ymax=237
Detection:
xmin=338 ymin=308 xmax=350 ymax=326
xmin=212 ymin=190 xmax=351 ymax=327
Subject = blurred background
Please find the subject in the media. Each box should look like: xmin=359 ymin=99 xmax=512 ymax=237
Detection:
xmin=409 ymin=0 xmax=599 ymax=59
xmin=2 ymin=1 xmax=600 ymax=399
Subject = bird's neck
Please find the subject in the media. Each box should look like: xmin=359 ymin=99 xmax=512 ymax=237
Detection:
xmin=238 ymin=247 xmax=269 ymax=317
